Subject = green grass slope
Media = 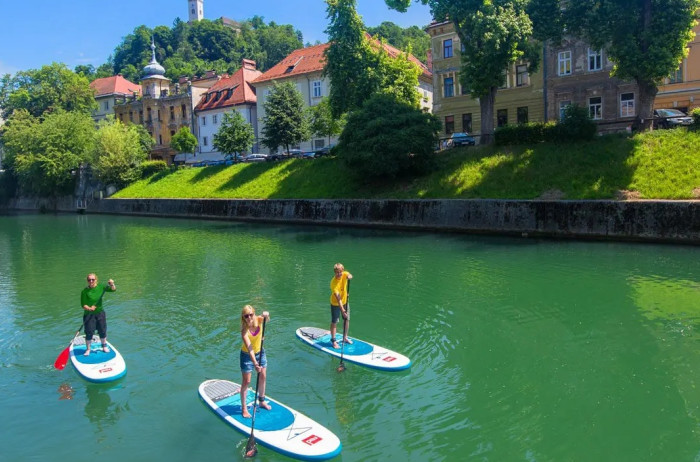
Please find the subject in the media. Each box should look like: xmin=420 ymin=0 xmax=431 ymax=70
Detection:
xmin=114 ymin=130 xmax=700 ymax=200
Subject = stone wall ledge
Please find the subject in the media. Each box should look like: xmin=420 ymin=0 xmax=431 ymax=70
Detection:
xmin=5 ymin=197 xmax=699 ymax=244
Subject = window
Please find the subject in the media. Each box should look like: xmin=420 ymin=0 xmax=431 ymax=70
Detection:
xmin=516 ymin=64 xmax=529 ymax=87
xmin=558 ymin=51 xmax=572 ymax=76
xmin=312 ymin=80 xmax=322 ymax=98
xmin=314 ymin=139 xmax=325 ymax=149
xmin=139 ymin=110 xmax=143 ymax=123
xmin=517 ymin=107 xmax=528 ymax=124
xmin=170 ymin=106 xmax=175 ymax=120
xmin=129 ymin=111 xmax=133 ymax=122
xmin=159 ymin=135 xmax=162 ymax=145
xmin=497 ymin=109 xmax=508 ymax=127
xmin=445 ymin=115 xmax=455 ymax=134
xmin=103 ymin=101 xmax=109 ymax=111
xmin=213 ymin=114 xmax=218 ymax=124
xmin=170 ymin=130 xmax=175 ymax=137
xmin=669 ymin=64 xmax=684 ymax=83
xmin=444 ymin=77 xmax=454 ymax=98
xmin=588 ymin=49 xmax=603 ymax=71
xmin=443 ymin=38 xmax=453 ymax=58
xmin=181 ymin=104 xmax=187 ymax=118
xmin=203 ymin=136 xmax=208 ymax=147
xmin=589 ymin=96 xmax=602 ymax=120
xmin=147 ymin=107 xmax=152 ymax=122
xmin=559 ymin=100 xmax=571 ymax=120
xmin=620 ymin=93 xmax=635 ymax=117
xmin=462 ymin=113 xmax=472 ymax=133
xmin=201 ymin=116 xmax=206 ymax=126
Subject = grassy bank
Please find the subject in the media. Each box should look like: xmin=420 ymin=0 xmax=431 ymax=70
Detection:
xmin=114 ymin=129 xmax=700 ymax=200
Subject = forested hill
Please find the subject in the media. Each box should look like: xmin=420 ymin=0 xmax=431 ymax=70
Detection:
xmin=76 ymin=17 xmax=430 ymax=83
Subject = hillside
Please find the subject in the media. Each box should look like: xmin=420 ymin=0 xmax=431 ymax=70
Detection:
xmin=114 ymin=130 xmax=700 ymax=200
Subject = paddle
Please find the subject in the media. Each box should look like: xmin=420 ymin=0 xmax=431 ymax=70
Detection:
xmin=245 ymin=317 xmax=267 ymax=458
xmin=53 ymin=286 xmax=107 ymax=370
xmin=337 ymin=279 xmax=350 ymax=373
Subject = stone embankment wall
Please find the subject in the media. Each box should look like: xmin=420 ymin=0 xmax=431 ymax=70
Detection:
xmin=77 ymin=198 xmax=699 ymax=244
xmin=5 ymin=197 xmax=699 ymax=243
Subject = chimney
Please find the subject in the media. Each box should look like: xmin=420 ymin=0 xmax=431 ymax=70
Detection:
xmin=242 ymin=59 xmax=257 ymax=70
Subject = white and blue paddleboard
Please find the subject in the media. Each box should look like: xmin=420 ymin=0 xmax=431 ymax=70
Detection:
xmin=296 ymin=327 xmax=412 ymax=372
xmin=198 ymin=379 xmax=341 ymax=461
xmin=69 ymin=335 xmax=126 ymax=383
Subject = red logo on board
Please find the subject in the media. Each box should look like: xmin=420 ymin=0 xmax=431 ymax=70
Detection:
xmin=99 ymin=367 xmax=113 ymax=374
xmin=302 ymin=435 xmax=322 ymax=446
xmin=383 ymin=357 xmax=397 ymax=362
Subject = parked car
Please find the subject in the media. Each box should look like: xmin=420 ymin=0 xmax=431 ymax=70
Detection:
xmin=446 ymin=132 xmax=476 ymax=147
xmin=243 ymin=153 xmax=269 ymax=163
xmin=653 ymin=108 xmax=693 ymax=129
xmin=314 ymin=144 xmax=337 ymax=157
xmin=286 ymin=149 xmax=304 ymax=158
xmin=301 ymin=151 xmax=316 ymax=159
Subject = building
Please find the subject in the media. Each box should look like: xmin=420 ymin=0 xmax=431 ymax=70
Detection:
xmin=89 ymin=75 xmax=140 ymax=123
xmin=114 ymin=40 xmax=218 ymax=164
xmin=188 ymin=0 xmax=203 ymax=22
xmin=193 ymin=59 xmax=262 ymax=160
xmin=655 ymin=22 xmax=700 ymax=113
xmin=252 ymin=39 xmax=433 ymax=154
xmin=427 ymin=20 xmax=545 ymax=141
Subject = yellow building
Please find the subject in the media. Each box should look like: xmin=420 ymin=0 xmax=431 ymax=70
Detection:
xmin=426 ymin=21 xmax=545 ymax=143
xmin=655 ymin=23 xmax=700 ymax=113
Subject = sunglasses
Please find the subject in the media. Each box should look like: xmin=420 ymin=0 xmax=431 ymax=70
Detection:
xmin=87 ymin=278 xmax=96 ymax=282
xmin=243 ymin=313 xmax=254 ymax=319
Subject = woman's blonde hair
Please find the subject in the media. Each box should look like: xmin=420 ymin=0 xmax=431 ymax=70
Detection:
xmin=240 ymin=304 xmax=258 ymax=331
xmin=333 ymin=263 xmax=344 ymax=272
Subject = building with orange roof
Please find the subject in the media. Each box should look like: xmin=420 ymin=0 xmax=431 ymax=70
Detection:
xmin=89 ymin=74 xmax=140 ymax=122
xmin=193 ymin=59 xmax=262 ymax=160
xmin=251 ymin=39 xmax=433 ymax=154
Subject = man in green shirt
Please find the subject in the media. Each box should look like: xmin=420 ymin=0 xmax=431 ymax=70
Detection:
xmin=81 ymin=273 xmax=116 ymax=355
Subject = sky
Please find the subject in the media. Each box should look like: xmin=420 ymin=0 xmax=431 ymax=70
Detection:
xmin=0 ymin=0 xmax=433 ymax=76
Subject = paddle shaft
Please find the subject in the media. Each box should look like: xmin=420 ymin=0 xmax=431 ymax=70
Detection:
xmin=246 ymin=317 xmax=267 ymax=456
xmin=338 ymin=279 xmax=350 ymax=371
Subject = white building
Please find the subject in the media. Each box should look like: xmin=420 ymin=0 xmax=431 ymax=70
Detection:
xmin=193 ymin=59 xmax=262 ymax=160
xmin=251 ymin=39 xmax=433 ymax=154
xmin=188 ymin=0 xmax=203 ymax=22
xmin=89 ymin=74 xmax=140 ymax=123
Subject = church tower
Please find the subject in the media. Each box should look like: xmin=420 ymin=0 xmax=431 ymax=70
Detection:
xmin=188 ymin=0 xmax=203 ymax=22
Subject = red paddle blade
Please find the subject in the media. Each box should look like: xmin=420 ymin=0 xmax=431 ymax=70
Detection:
xmin=244 ymin=438 xmax=257 ymax=458
xmin=54 ymin=347 xmax=70 ymax=370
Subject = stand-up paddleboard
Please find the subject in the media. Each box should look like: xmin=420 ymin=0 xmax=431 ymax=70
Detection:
xmin=296 ymin=327 xmax=411 ymax=371
xmin=69 ymin=335 xmax=126 ymax=383
xmin=199 ymin=379 xmax=341 ymax=461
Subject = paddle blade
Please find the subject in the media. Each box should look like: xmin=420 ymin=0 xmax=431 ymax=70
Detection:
xmin=337 ymin=361 xmax=346 ymax=373
xmin=244 ymin=436 xmax=257 ymax=458
xmin=54 ymin=347 xmax=70 ymax=370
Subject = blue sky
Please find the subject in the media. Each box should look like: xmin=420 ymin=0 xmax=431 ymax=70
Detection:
xmin=0 ymin=0 xmax=432 ymax=76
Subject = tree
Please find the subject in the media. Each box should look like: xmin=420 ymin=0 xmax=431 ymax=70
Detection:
xmin=367 ymin=22 xmax=430 ymax=64
xmin=0 ymin=63 xmax=97 ymax=119
xmin=386 ymin=0 xmax=538 ymax=145
xmin=308 ymin=98 xmax=345 ymax=145
xmin=324 ymin=0 xmax=422 ymax=117
xmin=338 ymin=93 xmax=440 ymax=180
xmin=93 ymin=119 xmax=149 ymax=187
xmin=543 ymin=0 xmax=699 ymax=130
xmin=1 ymin=110 xmax=95 ymax=195
xmin=213 ymin=111 xmax=255 ymax=160
xmin=261 ymin=81 xmax=311 ymax=153
xmin=170 ymin=126 xmax=198 ymax=161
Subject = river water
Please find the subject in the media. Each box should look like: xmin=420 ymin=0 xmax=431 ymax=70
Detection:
xmin=0 ymin=213 xmax=699 ymax=462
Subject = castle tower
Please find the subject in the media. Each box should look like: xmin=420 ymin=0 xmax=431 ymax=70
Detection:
xmin=188 ymin=0 xmax=203 ymax=22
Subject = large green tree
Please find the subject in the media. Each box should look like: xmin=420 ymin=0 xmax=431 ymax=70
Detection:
xmin=367 ymin=21 xmax=430 ymax=64
xmin=308 ymin=98 xmax=345 ymax=145
xmin=537 ymin=0 xmax=699 ymax=130
xmin=324 ymin=0 xmax=422 ymax=117
xmin=213 ymin=111 xmax=255 ymax=160
xmin=0 ymin=63 xmax=97 ymax=119
xmin=386 ymin=0 xmax=538 ymax=145
xmin=93 ymin=118 xmax=149 ymax=187
xmin=261 ymin=81 xmax=311 ymax=153
xmin=170 ymin=126 xmax=198 ymax=161
xmin=1 ymin=110 xmax=96 ymax=195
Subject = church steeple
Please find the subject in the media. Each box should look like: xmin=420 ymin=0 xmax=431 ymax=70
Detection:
xmin=188 ymin=0 xmax=203 ymax=22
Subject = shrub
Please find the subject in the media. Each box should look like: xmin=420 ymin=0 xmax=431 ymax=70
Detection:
xmin=691 ymin=107 xmax=700 ymax=127
xmin=557 ymin=104 xmax=597 ymax=141
xmin=338 ymin=93 xmax=441 ymax=180
xmin=140 ymin=160 xmax=169 ymax=178
xmin=495 ymin=122 xmax=548 ymax=145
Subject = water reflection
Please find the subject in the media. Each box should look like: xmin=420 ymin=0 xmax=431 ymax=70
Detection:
xmin=57 ymin=382 xmax=74 ymax=400
xmin=84 ymin=383 xmax=126 ymax=430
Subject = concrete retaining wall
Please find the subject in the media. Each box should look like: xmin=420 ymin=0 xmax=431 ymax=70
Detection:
xmin=76 ymin=198 xmax=700 ymax=244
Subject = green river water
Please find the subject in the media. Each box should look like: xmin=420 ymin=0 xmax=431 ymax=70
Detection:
xmin=0 ymin=213 xmax=699 ymax=462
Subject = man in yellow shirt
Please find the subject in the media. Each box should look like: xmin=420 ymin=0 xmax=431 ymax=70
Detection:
xmin=330 ymin=263 xmax=353 ymax=349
